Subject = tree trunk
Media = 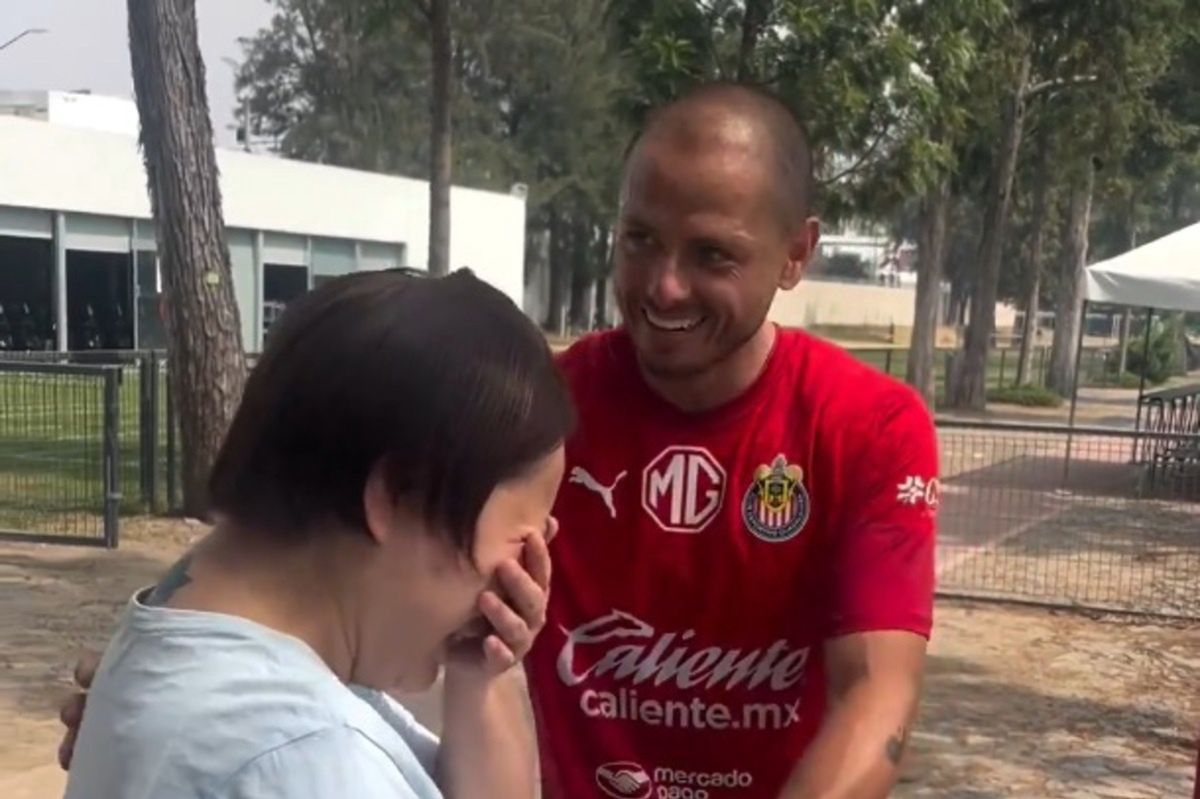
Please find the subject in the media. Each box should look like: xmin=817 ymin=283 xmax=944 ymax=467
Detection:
xmin=1016 ymin=270 xmax=1041 ymax=385
xmin=567 ymin=221 xmax=593 ymax=331
xmin=1116 ymin=309 xmax=1132 ymax=375
xmin=127 ymin=0 xmax=248 ymax=517
xmin=906 ymin=180 xmax=949 ymax=406
xmin=947 ymin=50 xmax=1032 ymax=409
xmin=1116 ymin=198 xmax=1137 ymax=374
xmin=427 ymin=0 xmax=452 ymax=276
xmin=736 ymin=0 xmax=771 ymax=81
xmin=1047 ymin=160 xmax=1096 ymax=394
xmin=592 ymin=226 xmax=613 ymax=329
xmin=544 ymin=209 xmax=569 ymax=334
xmin=595 ymin=274 xmax=610 ymax=328
xmin=1017 ymin=121 xmax=1051 ymax=386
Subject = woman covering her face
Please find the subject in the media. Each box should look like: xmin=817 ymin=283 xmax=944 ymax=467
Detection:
xmin=62 ymin=269 xmax=574 ymax=799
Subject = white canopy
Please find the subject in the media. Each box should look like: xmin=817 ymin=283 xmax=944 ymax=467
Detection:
xmin=1085 ymin=221 xmax=1200 ymax=312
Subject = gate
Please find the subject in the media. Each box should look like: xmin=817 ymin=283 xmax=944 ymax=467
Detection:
xmin=0 ymin=361 xmax=121 ymax=547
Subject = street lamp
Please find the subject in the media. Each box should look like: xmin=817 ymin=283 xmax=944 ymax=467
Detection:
xmin=0 ymin=27 xmax=49 ymax=52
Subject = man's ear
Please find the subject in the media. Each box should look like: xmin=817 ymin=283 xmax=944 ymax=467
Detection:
xmin=780 ymin=217 xmax=820 ymax=291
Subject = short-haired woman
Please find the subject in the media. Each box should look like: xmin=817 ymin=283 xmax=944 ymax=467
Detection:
xmin=62 ymin=269 xmax=574 ymax=798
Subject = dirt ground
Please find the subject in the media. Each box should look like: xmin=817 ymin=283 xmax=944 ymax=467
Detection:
xmin=1 ymin=519 xmax=1197 ymax=799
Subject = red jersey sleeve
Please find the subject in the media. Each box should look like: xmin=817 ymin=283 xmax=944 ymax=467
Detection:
xmin=828 ymin=386 xmax=938 ymax=640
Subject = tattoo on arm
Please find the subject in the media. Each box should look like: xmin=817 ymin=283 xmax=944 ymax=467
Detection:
xmin=145 ymin=555 xmax=194 ymax=606
xmin=885 ymin=726 xmax=909 ymax=766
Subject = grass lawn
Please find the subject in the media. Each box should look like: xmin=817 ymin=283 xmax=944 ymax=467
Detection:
xmin=0 ymin=365 xmax=173 ymax=538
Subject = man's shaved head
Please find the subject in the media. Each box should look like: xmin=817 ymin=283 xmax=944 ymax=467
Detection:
xmin=623 ymin=81 xmax=815 ymax=227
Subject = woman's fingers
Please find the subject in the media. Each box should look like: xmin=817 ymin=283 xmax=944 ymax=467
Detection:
xmin=74 ymin=649 xmax=100 ymax=689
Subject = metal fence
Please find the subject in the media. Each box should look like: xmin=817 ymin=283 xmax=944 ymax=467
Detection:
xmin=936 ymin=420 xmax=1200 ymax=619
xmin=0 ymin=361 xmax=121 ymax=547
xmin=853 ymin=345 xmax=1116 ymax=399
xmin=4 ymin=350 xmax=1199 ymax=622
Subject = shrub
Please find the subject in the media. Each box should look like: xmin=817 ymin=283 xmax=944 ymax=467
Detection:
xmin=1122 ymin=318 xmax=1181 ymax=384
xmin=987 ymin=384 xmax=1064 ymax=407
xmin=1085 ymin=371 xmax=1145 ymax=389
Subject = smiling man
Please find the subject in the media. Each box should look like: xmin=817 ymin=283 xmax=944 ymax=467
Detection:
xmin=525 ymin=81 xmax=939 ymax=799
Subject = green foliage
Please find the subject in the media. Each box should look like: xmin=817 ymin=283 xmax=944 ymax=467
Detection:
xmin=233 ymin=0 xmax=1200 ymax=332
xmin=1122 ymin=317 xmax=1182 ymax=384
xmin=1085 ymin=371 xmax=1146 ymax=389
xmin=986 ymin=384 xmax=1064 ymax=407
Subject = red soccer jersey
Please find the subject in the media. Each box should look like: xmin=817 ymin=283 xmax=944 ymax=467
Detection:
xmin=526 ymin=327 xmax=939 ymax=799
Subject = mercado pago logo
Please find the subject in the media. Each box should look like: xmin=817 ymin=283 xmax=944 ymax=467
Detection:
xmin=557 ymin=610 xmax=809 ymax=733
xmin=595 ymin=760 xmax=755 ymax=799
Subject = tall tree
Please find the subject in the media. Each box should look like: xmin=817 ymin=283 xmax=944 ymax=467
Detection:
xmin=894 ymin=0 xmax=1009 ymax=405
xmin=736 ymin=0 xmax=773 ymax=80
xmin=1015 ymin=116 xmax=1052 ymax=385
xmin=948 ymin=39 xmax=1031 ymax=409
xmin=907 ymin=179 xmax=949 ymax=403
xmin=127 ymin=0 xmax=248 ymax=516
xmin=1046 ymin=157 xmax=1096 ymax=392
xmin=424 ymin=0 xmax=452 ymax=275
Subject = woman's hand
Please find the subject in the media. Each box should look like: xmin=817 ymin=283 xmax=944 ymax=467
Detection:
xmin=446 ymin=518 xmax=557 ymax=682
xmin=436 ymin=520 xmax=557 ymax=799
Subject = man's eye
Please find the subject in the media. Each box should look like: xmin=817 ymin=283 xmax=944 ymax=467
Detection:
xmin=624 ymin=230 xmax=652 ymax=248
xmin=698 ymin=245 xmax=732 ymax=265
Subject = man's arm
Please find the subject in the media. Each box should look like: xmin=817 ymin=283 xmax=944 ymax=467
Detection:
xmin=779 ymin=631 xmax=926 ymax=799
xmin=779 ymin=385 xmax=938 ymax=799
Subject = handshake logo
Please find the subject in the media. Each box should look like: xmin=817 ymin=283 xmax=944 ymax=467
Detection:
xmin=596 ymin=762 xmax=653 ymax=799
xmin=595 ymin=761 xmax=754 ymax=799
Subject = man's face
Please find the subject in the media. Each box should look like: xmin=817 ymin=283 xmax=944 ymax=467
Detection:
xmin=613 ymin=125 xmax=813 ymax=380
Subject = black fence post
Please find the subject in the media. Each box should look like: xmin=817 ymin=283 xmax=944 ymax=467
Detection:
xmin=166 ymin=363 xmax=177 ymax=513
xmin=138 ymin=355 xmax=151 ymax=507
xmin=884 ymin=349 xmax=893 ymax=376
xmin=103 ymin=368 xmax=121 ymax=549
xmin=999 ymin=349 xmax=1007 ymax=389
xmin=146 ymin=353 xmax=160 ymax=512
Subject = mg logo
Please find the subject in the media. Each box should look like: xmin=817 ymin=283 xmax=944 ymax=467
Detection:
xmin=641 ymin=446 xmax=726 ymax=533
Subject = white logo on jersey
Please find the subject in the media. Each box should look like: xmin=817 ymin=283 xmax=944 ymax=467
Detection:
xmin=898 ymin=475 xmax=939 ymax=509
xmin=569 ymin=466 xmax=627 ymax=519
xmin=556 ymin=609 xmax=809 ymax=692
xmin=595 ymin=762 xmax=652 ymax=799
xmin=641 ymin=446 xmax=726 ymax=533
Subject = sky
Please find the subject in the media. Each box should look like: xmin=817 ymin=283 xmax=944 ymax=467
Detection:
xmin=0 ymin=0 xmax=277 ymax=147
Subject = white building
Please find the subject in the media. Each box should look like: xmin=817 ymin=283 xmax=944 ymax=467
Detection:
xmin=0 ymin=91 xmax=527 ymax=353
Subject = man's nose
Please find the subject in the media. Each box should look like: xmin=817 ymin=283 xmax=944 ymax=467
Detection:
xmin=646 ymin=256 xmax=691 ymax=307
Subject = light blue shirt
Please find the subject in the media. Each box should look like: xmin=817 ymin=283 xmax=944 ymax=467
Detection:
xmin=63 ymin=591 xmax=443 ymax=799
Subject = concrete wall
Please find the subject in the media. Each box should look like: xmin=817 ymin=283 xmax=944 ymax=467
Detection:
xmin=768 ymin=279 xmax=1019 ymax=336
xmin=768 ymin=280 xmax=917 ymax=329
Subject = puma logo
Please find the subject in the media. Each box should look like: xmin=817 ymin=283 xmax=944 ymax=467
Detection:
xmin=569 ymin=466 xmax=627 ymax=519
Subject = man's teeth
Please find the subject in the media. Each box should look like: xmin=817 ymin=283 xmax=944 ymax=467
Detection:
xmin=644 ymin=309 xmax=702 ymax=331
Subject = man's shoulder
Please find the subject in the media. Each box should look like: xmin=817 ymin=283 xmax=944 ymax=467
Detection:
xmin=554 ymin=328 xmax=630 ymax=386
xmin=779 ymin=329 xmax=931 ymax=431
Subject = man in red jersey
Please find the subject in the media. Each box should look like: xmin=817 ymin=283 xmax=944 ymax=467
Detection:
xmin=525 ymin=81 xmax=938 ymax=799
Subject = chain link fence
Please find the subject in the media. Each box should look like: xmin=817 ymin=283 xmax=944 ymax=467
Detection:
xmin=936 ymin=420 xmax=1200 ymax=619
